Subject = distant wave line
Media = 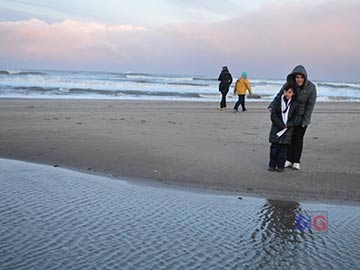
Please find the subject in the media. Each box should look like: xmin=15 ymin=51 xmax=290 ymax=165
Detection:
xmin=0 ymin=70 xmax=47 ymax=76
xmin=8 ymin=86 xmax=204 ymax=98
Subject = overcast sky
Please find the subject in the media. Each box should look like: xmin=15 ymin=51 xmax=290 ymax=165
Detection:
xmin=0 ymin=0 xmax=359 ymax=81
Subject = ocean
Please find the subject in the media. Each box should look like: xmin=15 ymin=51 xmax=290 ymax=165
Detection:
xmin=1 ymin=69 xmax=360 ymax=102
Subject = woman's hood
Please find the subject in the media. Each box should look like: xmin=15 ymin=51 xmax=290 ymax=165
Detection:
xmin=287 ymin=65 xmax=309 ymax=86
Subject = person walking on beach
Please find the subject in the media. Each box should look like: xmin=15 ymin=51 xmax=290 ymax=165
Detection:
xmin=268 ymin=84 xmax=300 ymax=172
xmin=268 ymin=65 xmax=317 ymax=170
xmin=233 ymin=71 xmax=252 ymax=112
xmin=218 ymin=66 xmax=233 ymax=111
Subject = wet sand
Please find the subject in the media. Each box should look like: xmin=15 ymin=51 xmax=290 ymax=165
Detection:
xmin=1 ymin=159 xmax=359 ymax=269
xmin=0 ymin=99 xmax=359 ymax=202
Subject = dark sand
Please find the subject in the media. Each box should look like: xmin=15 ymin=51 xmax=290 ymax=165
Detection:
xmin=0 ymin=99 xmax=359 ymax=202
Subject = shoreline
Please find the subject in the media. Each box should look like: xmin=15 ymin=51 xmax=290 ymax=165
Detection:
xmin=1 ymin=99 xmax=359 ymax=203
xmin=1 ymin=96 xmax=360 ymax=103
xmin=6 ymin=157 xmax=360 ymax=206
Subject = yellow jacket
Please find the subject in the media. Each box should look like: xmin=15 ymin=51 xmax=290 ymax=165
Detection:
xmin=234 ymin=78 xmax=252 ymax=95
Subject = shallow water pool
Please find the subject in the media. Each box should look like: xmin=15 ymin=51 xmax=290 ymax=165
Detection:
xmin=0 ymin=159 xmax=359 ymax=269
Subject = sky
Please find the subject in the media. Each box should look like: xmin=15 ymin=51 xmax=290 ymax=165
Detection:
xmin=0 ymin=0 xmax=359 ymax=81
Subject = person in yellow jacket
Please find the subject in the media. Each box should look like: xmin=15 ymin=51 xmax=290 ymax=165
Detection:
xmin=233 ymin=71 xmax=252 ymax=112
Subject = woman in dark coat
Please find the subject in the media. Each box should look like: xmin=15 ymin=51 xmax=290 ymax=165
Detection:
xmin=268 ymin=65 xmax=317 ymax=170
xmin=218 ymin=66 xmax=233 ymax=110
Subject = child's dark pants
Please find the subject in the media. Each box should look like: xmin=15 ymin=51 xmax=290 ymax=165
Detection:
xmin=269 ymin=143 xmax=288 ymax=169
xmin=234 ymin=94 xmax=246 ymax=111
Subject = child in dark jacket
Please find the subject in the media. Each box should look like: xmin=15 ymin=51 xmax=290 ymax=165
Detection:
xmin=269 ymin=84 xmax=300 ymax=172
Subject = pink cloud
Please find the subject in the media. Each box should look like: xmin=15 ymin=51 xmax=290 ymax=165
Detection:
xmin=0 ymin=0 xmax=359 ymax=80
xmin=162 ymin=0 xmax=360 ymax=78
xmin=0 ymin=19 xmax=147 ymax=63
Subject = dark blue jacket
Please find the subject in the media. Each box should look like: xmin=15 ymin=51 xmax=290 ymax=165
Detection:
xmin=269 ymin=97 xmax=300 ymax=144
xmin=218 ymin=70 xmax=233 ymax=93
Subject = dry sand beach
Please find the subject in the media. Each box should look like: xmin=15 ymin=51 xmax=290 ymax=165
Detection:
xmin=0 ymin=99 xmax=359 ymax=202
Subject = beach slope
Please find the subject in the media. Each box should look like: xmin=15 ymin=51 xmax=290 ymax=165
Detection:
xmin=0 ymin=99 xmax=359 ymax=202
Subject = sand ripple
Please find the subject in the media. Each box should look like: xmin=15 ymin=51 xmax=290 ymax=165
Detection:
xmin=0 ymin=159 xmax=359 ymax=269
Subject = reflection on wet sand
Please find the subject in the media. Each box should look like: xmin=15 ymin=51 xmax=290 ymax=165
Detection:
xmin=247 ymin=200 xmax=322 ymax=268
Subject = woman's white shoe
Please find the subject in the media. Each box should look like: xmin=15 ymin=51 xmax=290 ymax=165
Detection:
xmin=284 ymin=161 xmax=293 ymax=168
xmin=292 ymin=163 xmax=300 ymax=170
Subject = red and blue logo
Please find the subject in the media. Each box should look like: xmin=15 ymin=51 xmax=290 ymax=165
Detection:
xmin=295 ymin=211 xmax=328 ymax=232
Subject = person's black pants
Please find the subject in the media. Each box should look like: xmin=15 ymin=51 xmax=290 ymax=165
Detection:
xmin=287 ymin=126 xmax=307 ymax=163
xmin=234 ymin=95 xmax=246 ymax=111
xmin=269 ymin=143 xmax=288 ymax=169
xmin=220 ymin=91 xmax=228 ymax=108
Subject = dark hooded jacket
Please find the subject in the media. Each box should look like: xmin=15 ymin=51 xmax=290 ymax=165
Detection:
xmin=269 ymin=97 xmax=300 ymax=144
xmin=218 ymin=69 xmax=233 ymax=93
xmin=269 ymin=65 xmax=317 ymax=127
